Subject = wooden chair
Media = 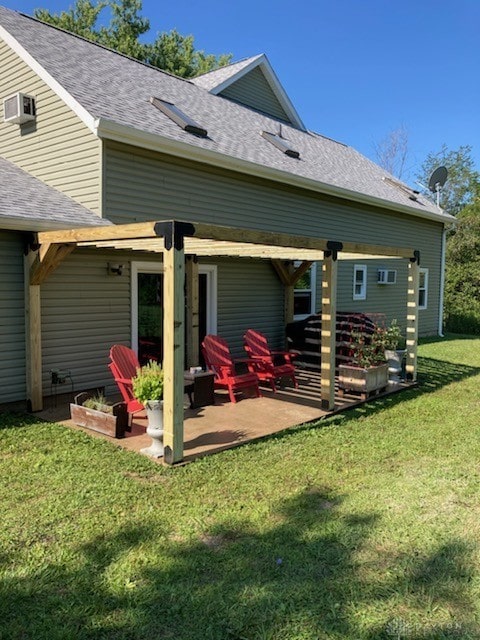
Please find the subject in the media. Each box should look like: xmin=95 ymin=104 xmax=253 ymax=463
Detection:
xmin=201 ymin=334 xmax=261 ymax=403
xmin=109 ymin=345 xmax=194 ymax=425
xmin=108 ymin=345 xmax=144 ymax=425
xmin=243 ymin=329 xmax=298 ymax=392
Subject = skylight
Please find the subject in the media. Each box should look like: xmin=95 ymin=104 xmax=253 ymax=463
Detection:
xmin=150 ymin=97 xmax=208 ymax=137
xmin=382 ymin=176 xmax=420 ymax=202
xmin=261 ymin=131 xmax=300 ymax=158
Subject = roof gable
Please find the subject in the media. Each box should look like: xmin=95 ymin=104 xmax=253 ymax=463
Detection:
xmin=192 ymin=54 xmax=305 ymax=130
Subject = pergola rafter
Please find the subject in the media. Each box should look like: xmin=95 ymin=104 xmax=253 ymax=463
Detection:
xmin=27 ymin=219 xmax=420 ymax=464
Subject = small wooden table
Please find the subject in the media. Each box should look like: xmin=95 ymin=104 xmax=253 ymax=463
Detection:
xmin=184 ymin=371 xmax=216 ymax=409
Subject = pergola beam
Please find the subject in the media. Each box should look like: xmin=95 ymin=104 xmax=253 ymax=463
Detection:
xmin=30 ymin=243 xmax=75 ymax=285
xmin=37 ymin=220 xmax=414 ymax=261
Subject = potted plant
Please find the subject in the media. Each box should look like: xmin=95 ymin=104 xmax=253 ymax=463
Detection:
xmin=338 ymin=326 xmax=389 ymax=399
xmin=70 ymin=390 xmax=128 ymax=438
xmin=132 ymin=360 xmax=164 ymax=458
xmin=382 ymin=319 xmax=406 ymax=382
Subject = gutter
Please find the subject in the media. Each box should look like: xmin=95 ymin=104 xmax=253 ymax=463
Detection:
xmin=95 ymin=117 xmax=456 ymax=226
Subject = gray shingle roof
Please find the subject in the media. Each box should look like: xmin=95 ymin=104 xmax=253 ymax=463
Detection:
xmin=0 ymin=6 xmax=451 ymax=222
xmin=0 ymin=156 xmax=111 ymax=229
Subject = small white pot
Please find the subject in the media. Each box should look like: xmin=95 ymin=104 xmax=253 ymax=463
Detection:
xmin=141 ymin=400 xmax=164 ymax=458
xmin=385 ymin=349 xmax=406 ymax=382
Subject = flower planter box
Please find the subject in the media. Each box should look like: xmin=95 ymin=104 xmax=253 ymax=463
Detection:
xmin=338 ymin=363 xmax=389 ymax=399
xmin=70 ymin=391 xmax=128 ymax=439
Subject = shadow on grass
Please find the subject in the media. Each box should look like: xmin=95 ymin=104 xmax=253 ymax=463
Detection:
xmin=0 ymin=488 xmax=478 ymax=639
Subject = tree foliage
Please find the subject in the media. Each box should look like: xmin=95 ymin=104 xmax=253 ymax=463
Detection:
xmin=444 ymin=202 xmax=480 ymax=333
xmin=34 ymin=0 xmax=232 ymax=77
xmin=416 ymin=144 xmax=480 ymax=217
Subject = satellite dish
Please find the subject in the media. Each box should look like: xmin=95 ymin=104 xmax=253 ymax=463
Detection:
xmin=428 ymin=166 xmax=448 ymax=207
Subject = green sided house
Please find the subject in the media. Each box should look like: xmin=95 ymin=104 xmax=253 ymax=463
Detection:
xmin=0 ymin=6 xmax=454 ymax=462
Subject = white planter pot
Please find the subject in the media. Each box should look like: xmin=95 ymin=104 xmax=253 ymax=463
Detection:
xmin=141 ymin=400 xmax=164 ymax=458
xmin=385 ymin=349 xmax=406 ymax=382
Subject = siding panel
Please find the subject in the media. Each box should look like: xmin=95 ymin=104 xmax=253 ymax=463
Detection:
xmin=105 ymin=142 xmax=443 ymax=335
xmin=41 ymin=249 xmax=131 ymax=396
xmin=219 ymin=67 xmax=291 ymax=122
xmin=0 ymin=231 xmax=26 ymax=402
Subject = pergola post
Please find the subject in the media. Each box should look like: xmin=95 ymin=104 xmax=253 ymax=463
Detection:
xmin=24 ymin=248 xmax=43 ymax=411
xmin=405 ymin=252 xmax=420 ymax=381
xmin=185 ymin=255 xmax=199 ymax=368
xmin=162 ymin=223 xmax=186 ymax=464
xmin=320 ymin=243 xmax=341 ymax=411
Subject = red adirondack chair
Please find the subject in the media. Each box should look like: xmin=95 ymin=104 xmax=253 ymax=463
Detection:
xmin=109 ymin=345 xmax=195 ymax=424
xmin=108 ymin=345 xmax=144 ymax=425
xmin=201 ymin=334 xmax=261 ymax=403
xmin=243 ymin=329 xmax=298 ymax=392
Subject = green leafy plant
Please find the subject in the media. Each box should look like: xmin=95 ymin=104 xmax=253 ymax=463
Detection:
xmin=82 ymin=392 xmax=113 ymax=414
xmin=349 ymin=326 xmax=387 ymax=368
xmin=382 ymin=319 xmax=405 ymax=351
xmin=132 ymin=360 xmax=164 ymax=403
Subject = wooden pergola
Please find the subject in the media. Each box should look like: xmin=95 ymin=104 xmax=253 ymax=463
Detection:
xmin=27 ymin=220 xmax=420 ymax=464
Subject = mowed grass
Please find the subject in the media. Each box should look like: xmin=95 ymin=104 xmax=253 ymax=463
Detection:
xmin=1 ymin=336 xmax=480 ymax=639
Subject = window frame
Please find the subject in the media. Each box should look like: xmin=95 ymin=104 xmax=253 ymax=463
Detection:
xmin=293 ymin=262 xmax=317 ymax=320
xmin=353 ymin=264 xmax=367 ymax=301
xmin=418 ymin=268 xmax=428 ymax=310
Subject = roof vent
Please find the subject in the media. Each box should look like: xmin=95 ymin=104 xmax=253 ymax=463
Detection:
xmin=150 ymin=97 xmax=207 ymax=137
xmin=261 ymin=131 xmax=300 ymax=158
xmin=3 ymin=92 xmax=36 ymax=124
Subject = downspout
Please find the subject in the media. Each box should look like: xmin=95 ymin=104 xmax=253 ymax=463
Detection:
xmin=438 ymin=226 xmax=447 ymax=337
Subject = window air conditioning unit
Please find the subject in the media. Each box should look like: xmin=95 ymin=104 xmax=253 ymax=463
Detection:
xmin=377 ymin=269 xmax=397 ymax=285
xmin=3 ymin=92 xmax=36 ymax=124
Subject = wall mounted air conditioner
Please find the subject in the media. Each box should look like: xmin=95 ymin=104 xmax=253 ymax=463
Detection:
xmin=377 ymin=269 xmax=397 ymax=285
xmin=3 ymin=92 xmax=36 ymax=124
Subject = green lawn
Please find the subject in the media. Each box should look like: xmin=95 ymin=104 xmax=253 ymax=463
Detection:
xmin=1 ymin=336 xmax=480 ymax=639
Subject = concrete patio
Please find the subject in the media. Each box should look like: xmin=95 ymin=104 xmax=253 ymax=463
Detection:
xmin=34 ymin=370 xmax=414 ymax=464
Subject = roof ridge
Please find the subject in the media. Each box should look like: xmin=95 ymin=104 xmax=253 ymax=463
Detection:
xmin=309 ymin=130 xmax=348 ymax=148
xmin=192 ymin=54 xmax=262 ymax=79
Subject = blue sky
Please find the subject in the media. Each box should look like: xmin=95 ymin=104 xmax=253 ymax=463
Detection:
xmin=3 ymin=0 xmax=479 ymax=184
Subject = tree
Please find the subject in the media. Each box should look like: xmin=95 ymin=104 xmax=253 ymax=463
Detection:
xmin=34 ymin=0 xmax=232 ymax=78
xmin=98 ymin=0 xmax=149 ymax=61
xmin=35 ymin=0 xmax=106 ymax=42
xmin=416 ymin=144 xmax=480 ymax=216
xmin=373 ymin=125 xmax=409 ymax=180
xmin=147 ymin=29 xmax=232 ymax=79
xmin=444 ymin=202 xmax=480 ymax=333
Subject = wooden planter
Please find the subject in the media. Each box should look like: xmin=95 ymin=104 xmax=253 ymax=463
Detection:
xmin=70 ymin=392 xmax=128 ymax=439
xmin=338 ymin=363 xmax=389 ymax=399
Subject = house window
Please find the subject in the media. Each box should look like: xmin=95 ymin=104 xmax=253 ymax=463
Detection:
xmin=294 ymin=263 xmax=316 ymax=319
xmin=419 ymin=268 xmax=428 ymax=310
xmin=353 ymin=265 xmax=367 ymax=300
